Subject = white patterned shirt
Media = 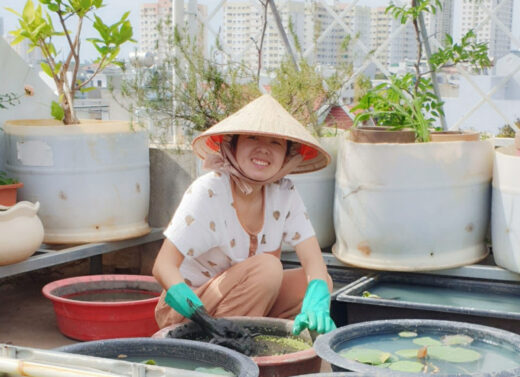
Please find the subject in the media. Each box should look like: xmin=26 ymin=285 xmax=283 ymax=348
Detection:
xmin=164 ymin=171 xmax=315 ymax=287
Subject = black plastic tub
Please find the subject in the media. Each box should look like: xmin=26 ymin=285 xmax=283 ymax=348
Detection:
xmin=333 ymin=273 xmax=520 ymax=334
xmin=56 ymin=337 xmax=259 ymax=377
xmin=313 ymin=319 xmax=520 ymax=377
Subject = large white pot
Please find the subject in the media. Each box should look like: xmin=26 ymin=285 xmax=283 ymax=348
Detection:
xmin=0 ymin=201 xmax=44 ymax=265
xmin=3 ymin=120 xmax=150 ymax=244
xmin=283 ymin=135 xmax=339 ymax=250
xmin=333 ymin=137 xmax=494 ymax=271
xmin=491 ymin=145 xmax=520 ymax=273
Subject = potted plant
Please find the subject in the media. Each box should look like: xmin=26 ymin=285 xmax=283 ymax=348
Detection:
xmin=491 ymin=119 xmax=520 ymax=274
xmin=3 ymin=0 xmax=150 ymax=244
xmin=333 ymin=0 xmax=495 ymax=271
xmin=0 ymin=171 xmax=24 ymax=207
xmin=350 ymin=1 xmax=491 ymax=143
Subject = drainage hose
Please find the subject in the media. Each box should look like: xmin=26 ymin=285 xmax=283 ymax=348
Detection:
xmin=0 ymin=357 xmax=123 ymax=377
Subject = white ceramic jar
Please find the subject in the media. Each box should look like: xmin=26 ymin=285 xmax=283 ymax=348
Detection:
xmin=0 ymin=201 xmax=44 ymax=265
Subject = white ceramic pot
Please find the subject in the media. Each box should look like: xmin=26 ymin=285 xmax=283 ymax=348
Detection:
xmin=0 ymin=201 xmax=44 ymax=265
xmin=333 ymin=137 xmax=494 ymax=271
xmin=3 ymin=120 xmax=150 ymax=243
xmin=283 ymin=135 xmax=339 ymax=251
xmin=491 ymin=145 xmax=520 ymax=273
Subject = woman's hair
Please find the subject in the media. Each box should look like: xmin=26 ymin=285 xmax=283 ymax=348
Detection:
xmin=230 ymin=134 xmax=293 ymax=157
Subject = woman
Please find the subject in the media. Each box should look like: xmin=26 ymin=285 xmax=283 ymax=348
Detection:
xmin=152 ymin=94 xmax=335 ymax=338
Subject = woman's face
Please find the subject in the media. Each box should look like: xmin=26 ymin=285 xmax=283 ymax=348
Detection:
xmin=235 ymin=134 xmax=288 ymax=181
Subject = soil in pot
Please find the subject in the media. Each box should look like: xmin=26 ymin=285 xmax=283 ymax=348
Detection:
xmin=338 ymin=330 xmax=520 ymax=374
xmin=429 ymin=130 xmax=480 ymax=142
xmin=167 ymin=327 xmax=312 ymax=357
xmin=350 ymin=127 xmax=416 ymax=143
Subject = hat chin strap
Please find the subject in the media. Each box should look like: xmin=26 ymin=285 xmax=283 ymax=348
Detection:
xmin=202 ymin=141 xmax=303 ymax=195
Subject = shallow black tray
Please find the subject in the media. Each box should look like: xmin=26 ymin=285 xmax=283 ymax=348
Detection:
xmin=333 ymin=273 xmax=520 ymax=334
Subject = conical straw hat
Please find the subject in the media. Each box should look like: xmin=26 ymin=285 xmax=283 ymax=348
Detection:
xmin=192 ymin=94 xmax=330 ymax=174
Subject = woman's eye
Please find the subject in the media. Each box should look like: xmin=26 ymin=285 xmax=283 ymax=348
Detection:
xmin=247 ymin=135 xmax=257 ymax=140
xmin=271 ymin=141 xmax=282 ymax=146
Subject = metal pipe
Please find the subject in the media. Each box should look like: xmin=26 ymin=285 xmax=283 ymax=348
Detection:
xmin=418 ymin=12 xmax=448 ymax=131
xmin=268 ymin=0 xmax=299 ymax=71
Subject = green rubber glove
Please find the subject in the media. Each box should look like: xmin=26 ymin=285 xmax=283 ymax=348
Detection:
xmin=165 ymin=282 xmax=203 ymax=318
xmin=292 ymin=279 xmax=336 ymax=335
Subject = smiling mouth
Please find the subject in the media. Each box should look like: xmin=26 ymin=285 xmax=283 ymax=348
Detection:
xmin=251 ymin=158 xmax=269 ymax=167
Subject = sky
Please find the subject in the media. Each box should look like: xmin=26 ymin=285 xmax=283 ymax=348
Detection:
xmin=1 ymin=0 xmax=519 ymax=63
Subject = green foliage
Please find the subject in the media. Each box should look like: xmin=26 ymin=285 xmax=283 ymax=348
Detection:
xmin=0 ymin=171 xmax=19 ymax=185
xmin=339 ymin=332 xmax=481 ymax=373
xmin=353 ymin=0 xmax=491 ymax=142
xmin=496 ymin=123 xmax=517 ymax=138
xmin=0 ymin=92 xmax=23 ymax=109
xmin=51 ymin=100 xmax=64 ymax=120
xmin=269 ymin=20 xmax=353 ymax=137
xmin=7 ymin=0 xmax=135 ymax=124
xmin=115 ymin=22 xmax=261 ymax=142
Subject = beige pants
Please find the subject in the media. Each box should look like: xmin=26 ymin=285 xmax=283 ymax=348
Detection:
xmin=155 ymin=253 xmax=331 ymax=329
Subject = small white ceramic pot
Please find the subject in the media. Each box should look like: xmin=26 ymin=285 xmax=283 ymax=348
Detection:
xmin=0 ymin=201 xmax=44 ymax=265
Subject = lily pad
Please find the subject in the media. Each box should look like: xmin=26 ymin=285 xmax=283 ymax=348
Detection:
xmin=388 ymin=360 xmax=424 ymax=372
xmin=413 ymin=336 xmax=442 ymax=346
xmin=441 ymin=334 xmax=474 ymax=346
xmin=428 ymin=345 xmax=481 ymax=363
xmin=395 ymin=349 xmax=421 ymax=358
xmin=398 ymin=331 xmax=417 ymax=338
xmin=339 ymin=348 xmax=391 ymax=365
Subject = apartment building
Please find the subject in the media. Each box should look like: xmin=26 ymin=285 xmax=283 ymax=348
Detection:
xmin=139 ymin=0 xmax=207 ymax=62
xmin=460 ymin=0 xmax=513 ymax=61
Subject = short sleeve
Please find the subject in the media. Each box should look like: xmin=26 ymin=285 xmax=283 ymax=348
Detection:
xmin=282 ymin=185 xmax=315 ymax=247
xmin=163 ymin=176 xmax=223 ymax=259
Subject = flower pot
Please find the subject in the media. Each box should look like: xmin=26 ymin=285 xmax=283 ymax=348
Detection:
xmin=333 ymin=138 xmax=493 ymax=271
xmin=491 ymin=145 xmax=520 ymax=273
xmin=55 ymin=337 xmax=259 ymax=377
xmin=0 ymin=182 xmax=23 ymax=206
xmin=429 ymin=130 xmax=480 ymax=142
xmin=42 ymin=274 xmax=161 ymax=341
xmin=0 ymin=201 xmax=44 ymax=265
xmin=349 ymin=127 xmax=416 ymax=144
xmin=283 ymin=135 xmax=339 ymax=250
xmin=2 ymin=119 xmax=150 ymax=244
xmin=314 ymin=319 xmax=520 ymax=376
xmin=153 ymin=316 xmax=321 ymax=377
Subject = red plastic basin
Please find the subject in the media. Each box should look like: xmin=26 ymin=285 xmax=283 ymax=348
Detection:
xmin=42 ymin=274 xmax=161 ymax=341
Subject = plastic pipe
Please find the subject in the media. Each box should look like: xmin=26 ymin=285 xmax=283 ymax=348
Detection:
xmin=0 ymin=357 xmax=123 ymax=377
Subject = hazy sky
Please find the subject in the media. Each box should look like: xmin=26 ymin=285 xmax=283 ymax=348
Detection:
xmin=1 ymin=0 xmax=519 ymax=62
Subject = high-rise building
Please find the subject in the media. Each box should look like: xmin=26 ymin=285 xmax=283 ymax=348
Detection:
xmin=388 ymin=0 xmax=454 ymax=67
xmin=460 ymin=0 xmax=513 ymax=61
xmin=139 ymin=0 xmax=207 ymax=62
xmin=222 ymin=1 xmax=305 ymax=72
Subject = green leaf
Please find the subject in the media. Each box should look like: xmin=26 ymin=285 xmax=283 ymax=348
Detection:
xmin=339 ymin=348 xmax=391 ymax=365
xmin=428 ymin=346 xmax=481 ymax=363
xmin=388 ymin=360 xmax=424 ymax=372
xmin=395 ymin=349 xmax=421 ymax=358
xmin=51 ymin=101 xmax=64 ymax=121
xmin=413 ymin=337 xmax=442 ymax=347
xmin=441 ymin=334 xmax=474 ymax=346
xmin=398 ymin=331 xmax=417 ymax=338
xmin=40 ymin=62 xmax=53 ymax=77
xmin=22 ymin=0 xmax=35 ymax=22
xmin=80 ymin=86 xmax=97 ymax=93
